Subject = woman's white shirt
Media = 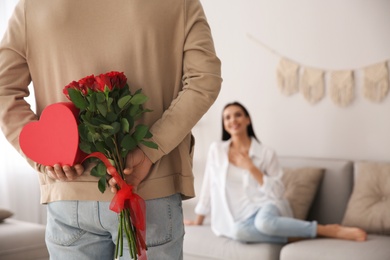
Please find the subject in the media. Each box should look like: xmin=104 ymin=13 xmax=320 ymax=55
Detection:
xmin=226 ymin=163 xmax=261 ymax=221
xmin=194 ymin=138 xmax=292 ymax=238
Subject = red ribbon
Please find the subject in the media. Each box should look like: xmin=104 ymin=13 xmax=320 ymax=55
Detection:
xmin=83 ymin=152 xmax=147 ymax=258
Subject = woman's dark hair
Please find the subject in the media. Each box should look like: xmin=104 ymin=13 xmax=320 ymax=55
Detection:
xmin=221 ymin=101 xmax=259 ymax=142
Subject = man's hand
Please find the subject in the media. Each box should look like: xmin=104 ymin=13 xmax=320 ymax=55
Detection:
xmin=108 ymin=148 xmax=153 ymax=193
xmin=46 ymin=164 xmax=84 ymax=181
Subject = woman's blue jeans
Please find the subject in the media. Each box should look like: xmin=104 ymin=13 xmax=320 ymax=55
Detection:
xmin=232 ymin=203 xmax=317 ymax=244
xmin=45 ymin=193 xmax=184 ymax=260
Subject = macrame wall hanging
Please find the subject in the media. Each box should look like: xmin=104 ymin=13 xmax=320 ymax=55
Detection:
xmin=276 ymin=58 xmax=300 ymax=96
xmin=363 ymin=62 xmax=389 ymax=103
xmin=247 ymin=33 xmax=390 ymax=107
xmin=329 ymin=70 xmax=354 ymax=107
xmin=300 ymin=67 xmax=324 ymax=104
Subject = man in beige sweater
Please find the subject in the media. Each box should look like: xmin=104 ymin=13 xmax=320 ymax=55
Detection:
xmin=0 ymin=0 xmax=222 ymax=259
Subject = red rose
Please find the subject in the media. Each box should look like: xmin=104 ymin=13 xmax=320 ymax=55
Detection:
xmin=106 ymin=71 xmax=127 ymax=89
xmin=95 ymin=73 xmax=112 ymax=91
xmin=78 ymin=75 xmax=97 ymax=93
xmin=63 ymin=81 xmax=81 ymax=100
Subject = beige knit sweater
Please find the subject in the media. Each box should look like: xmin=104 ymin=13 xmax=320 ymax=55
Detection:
xmin=0 ymin=0 xmax=222 ymax=203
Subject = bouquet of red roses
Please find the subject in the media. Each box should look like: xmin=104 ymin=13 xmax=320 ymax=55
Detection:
xmin=63 ymin=71 xmax=157 ymax=259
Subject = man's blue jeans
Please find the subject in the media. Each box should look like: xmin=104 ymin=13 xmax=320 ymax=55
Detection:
xmin=45 ymin=193 xmax=184 ymax=259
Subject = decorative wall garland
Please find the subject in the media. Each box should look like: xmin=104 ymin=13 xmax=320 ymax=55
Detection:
xmin=300 ymin=67 xmax=324 ymax=104
xmin=247 ymin=33 xmax=390 ymax=107
xmin=276 ymin=58 xmax=300 ymax=96
xmin=329 ymin=70 xmax=355 ymax=107
xmin=363 ymin=62 xmax=389 ymax=103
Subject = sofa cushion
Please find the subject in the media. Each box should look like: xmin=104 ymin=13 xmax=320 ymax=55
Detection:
xmin=279 ymin=157 xmax=353 ymax=224
xmin=282 ymin=167 xmax=324 ymax=220
xmin=184 ymin=224 xmax=282 ymax=260
xmin=280 ymin=235 xmax=390 ymax=260
xmin=342 ymin=161 xmax=390 ymax=235
xmin=0 ymin=209 xmax=13 ymax=222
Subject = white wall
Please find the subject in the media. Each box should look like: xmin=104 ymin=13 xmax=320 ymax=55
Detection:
xmin=193 ymin=0 xmax=390 ymax=177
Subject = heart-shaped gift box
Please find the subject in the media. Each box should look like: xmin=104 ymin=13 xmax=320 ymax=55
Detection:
xmin=19 ymin=102 xmax=86 ymax=166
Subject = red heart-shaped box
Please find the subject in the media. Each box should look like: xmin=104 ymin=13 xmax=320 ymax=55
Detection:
xmin=19 ymin=102 xmax=86 ymax=166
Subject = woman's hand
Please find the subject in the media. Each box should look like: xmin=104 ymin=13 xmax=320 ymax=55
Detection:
xmin=229 ymin=150 xmax=254 ymax=170
xmin=230 ymin=150 xmax=264 ymax=185
xmin=46 ymin=164 xmax=84 ymax=181
xmin=184 ymin=220 xmax=200 ymax=225
xmin=184 ymin=215 xmax=205 ymax=226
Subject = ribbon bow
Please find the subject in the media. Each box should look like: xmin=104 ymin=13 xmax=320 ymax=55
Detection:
xmin=83 ymin=152 xmax=147 ymax=259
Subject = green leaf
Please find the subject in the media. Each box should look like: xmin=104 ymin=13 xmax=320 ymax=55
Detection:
xmin=78 ymin=124 xmax=88 ymax=141
xmin=82 ymin=119 xmax=99 ymax=130
xmin=95 ymin=141 xmax=107 ymax=154
xmin=108 ymin=159 xmax=116 ymax=167
xmin=96 ymin=92 xmax=106 ymax=103
xmin=68 ymin=88 xmax=88 ymax=109
xmin=119 ymin=86 xmax=131 ymax=97
xmin=118 ymin=95 xmax=132 ymax=109
xmin=102 ymin=131 xmax=114 ymax=139
xmin=145 ymin=130 xmax=153 ymax=139
xmin=90 ymin=117 xmax=105 ymax=126
xmin=133 ymin=88 xmax=143 ymax=95
xmin=90 ymin=165 xmax=98 ymax=177
xmin=105 ymin=137 xmax=116 ymax=150
xmin=91 ymin=162 xmax=107 ymax=177
xmin=98 ymin=162 xmax=107 ymax=175
xmin=121 ymin=150 xmax=128 ymax=158
xmin=126 ymin=115 xmax=134 ymax=130
xmin=97 ymin=103 xmax=107 ymax=117
xmin=88 ymin=131 xmax=102 ymax=142
xmin=141 ymin=140 xmax=158 ymax=149
xmin=81 ymin=112 xmax=92 ymax=123
xmin=98 ymin=176 xmax=107 ymax=193
xmin=110 ymin=122 xmax=121 ymax=135
xmin=100 ymin=124 xmax=114 ymax=130
xmin=79 ymin=141 xmax=92 ymax=154
xmin=121 ymin=134 xmax=137 ymax=151
xmin=130 ymin=93 xmax=148 ymax=105
xmin=129 ymin=104 xmax=140 ymax=117
xmin=133 ymin=125 xmax=149 ymax=141
xmin=106 ymin=112 xmax=118 ymax=122
xmin=87 ymin=94 xmax=97 ymax=112
xmin=107 ymin=97 xmax=114 ymax=107
xmin=121 ymin=118 xmax=130 ymax=133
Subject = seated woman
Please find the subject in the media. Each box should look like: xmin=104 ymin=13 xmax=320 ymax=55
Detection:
xmin=185 ymin=101 xmax=367 ymax=243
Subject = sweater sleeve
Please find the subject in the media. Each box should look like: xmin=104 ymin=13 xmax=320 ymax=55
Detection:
xmin=0 ymin=0 xmax=41 ymax=171
xmin=140 ymin=0 xmax=222 ymax=163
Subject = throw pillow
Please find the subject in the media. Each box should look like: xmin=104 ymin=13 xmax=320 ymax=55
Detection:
xmin=0 ymin=208 xmax=13 ymax=222
xmin=342 ymin=161 xmax=390 ymax=235
xmin=282 ymin=167 xmax=324 ymax=220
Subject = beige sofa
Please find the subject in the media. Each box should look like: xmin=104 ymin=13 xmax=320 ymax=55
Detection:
xmin=0 ymin=211 xmax=49 ymax=260
xmin=183 ymin=157 xmax=390 ymax=260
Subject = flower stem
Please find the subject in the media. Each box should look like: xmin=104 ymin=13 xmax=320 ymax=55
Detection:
xmin=115 ymin=214 xmax=122 ymax=258
xmin=112 ymin=136 xmax=125 ymax=178
xmin=124 ymin=209 xmax=137 ymax=259
xmin=120 ymin=211 xmax=125 ymax=257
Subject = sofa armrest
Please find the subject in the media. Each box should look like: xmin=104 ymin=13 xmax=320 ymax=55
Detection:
xmin=0 ymin=219 xmax=49 ymax=260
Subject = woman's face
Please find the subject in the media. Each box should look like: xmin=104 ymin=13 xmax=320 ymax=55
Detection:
xmin=223 ymin=105 xmax=250 ymax=137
